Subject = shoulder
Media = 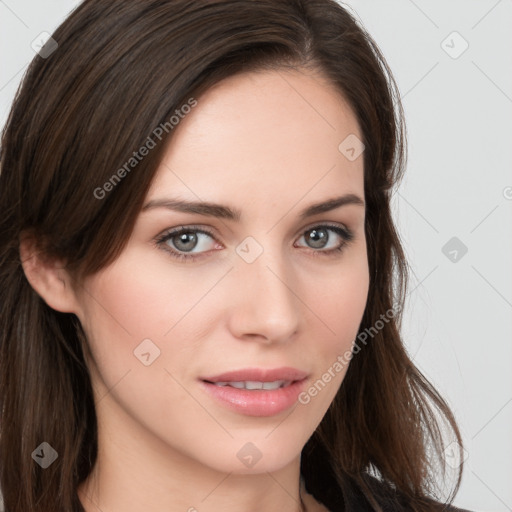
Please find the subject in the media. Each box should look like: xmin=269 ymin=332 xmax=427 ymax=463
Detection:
xmin=314 ymin=473 xmax=475 ymax=512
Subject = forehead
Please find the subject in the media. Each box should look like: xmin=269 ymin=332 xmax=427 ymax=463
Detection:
xmin=147 ymin=68 xmax=364 ymax=209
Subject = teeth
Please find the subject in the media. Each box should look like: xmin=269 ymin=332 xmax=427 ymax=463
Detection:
xmin=262 ymin=380 xmax=292 ymax=390
xmin=212 ymin=380 xmax=290 ymax=390
xmin=228 ymin=381 xmax=245 ymax=389
xmin=246 ymin=381 xmax=263 ymax=390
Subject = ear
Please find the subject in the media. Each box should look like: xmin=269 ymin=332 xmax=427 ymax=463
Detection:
xmin=19 ymin=234 xmax=80 ymax=314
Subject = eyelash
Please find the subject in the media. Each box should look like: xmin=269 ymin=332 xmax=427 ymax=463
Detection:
xmin=154 ymin=224 xmax=355 ymax=262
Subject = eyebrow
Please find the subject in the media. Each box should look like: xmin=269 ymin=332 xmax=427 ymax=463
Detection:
xmin=141 ymin=193 xmax=365 ymax=221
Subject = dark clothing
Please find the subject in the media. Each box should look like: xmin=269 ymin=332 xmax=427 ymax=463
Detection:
xmin=306 ymin=473 xmax=474 ymax=512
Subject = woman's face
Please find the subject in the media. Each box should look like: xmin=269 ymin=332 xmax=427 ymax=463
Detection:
xmin=74 ymin=68 xmax=369 ymax=475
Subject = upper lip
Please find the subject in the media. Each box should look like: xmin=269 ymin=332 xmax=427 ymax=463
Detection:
xmin=201 ymin=367 xmax=309 ymax=383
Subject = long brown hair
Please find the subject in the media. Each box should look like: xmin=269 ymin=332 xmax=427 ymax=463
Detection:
xmin=0 ymin=1 xmax=464 ymax=510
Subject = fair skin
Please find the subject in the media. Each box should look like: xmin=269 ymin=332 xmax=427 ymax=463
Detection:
xmin=20 ymin=67 xmax=369 ymax=512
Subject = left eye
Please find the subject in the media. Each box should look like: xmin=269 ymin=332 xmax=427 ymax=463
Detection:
xmin=295 ymin=225 xmax=351 ymax=251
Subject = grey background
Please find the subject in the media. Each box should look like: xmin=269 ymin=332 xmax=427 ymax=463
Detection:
xmin=1 ymin=1 xmax=511 ymax=511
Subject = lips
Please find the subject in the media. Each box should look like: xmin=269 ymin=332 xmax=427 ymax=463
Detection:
xmin=198 ymin=367 xmax=310 ymax=416
xmin=200 ymin=366 xmax=309 ymax=384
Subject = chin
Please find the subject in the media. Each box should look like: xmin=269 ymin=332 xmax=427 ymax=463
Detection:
xmin=189 ymin=435 xmax=304 ymax=475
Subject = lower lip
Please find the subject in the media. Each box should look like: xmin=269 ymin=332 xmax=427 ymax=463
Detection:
xmin=199 ymin=378 xmax=308 ymax=417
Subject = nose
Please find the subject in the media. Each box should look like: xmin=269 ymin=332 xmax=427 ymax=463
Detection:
xmin=226 ymin=246 xmax=301 ymax=345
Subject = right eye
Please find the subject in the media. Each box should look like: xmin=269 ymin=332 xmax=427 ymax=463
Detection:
xmin=154 ymin=226 xmax=222 ymax=262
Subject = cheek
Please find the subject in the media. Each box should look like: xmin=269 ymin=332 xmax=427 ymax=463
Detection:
xmin=77 ymin=248 xmax=230 ymax=378
xmin=82 ymin=246 xmax=221 ymax=331
xmin=309 ymin=249 xmax=369 ymax=342
xmin=292 ymin=249 xmax=369 ymax=400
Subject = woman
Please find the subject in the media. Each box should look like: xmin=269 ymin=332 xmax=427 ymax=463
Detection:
xmin=0 ymin=1 xmax=473 ymax=511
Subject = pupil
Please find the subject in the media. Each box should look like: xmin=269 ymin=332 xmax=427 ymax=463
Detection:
xmin=174 ymin=232 xmax=197 ymax=252
xmin=308 ymin=228 xmax=328 ymax=248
